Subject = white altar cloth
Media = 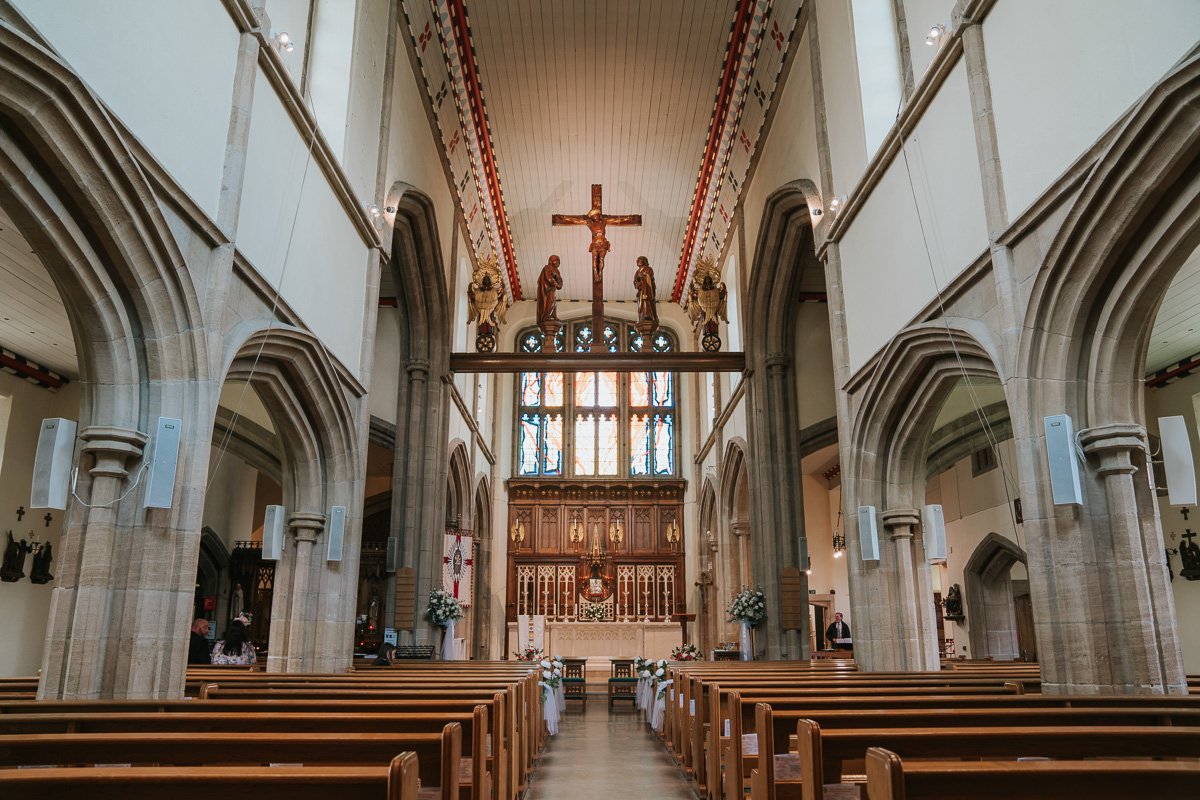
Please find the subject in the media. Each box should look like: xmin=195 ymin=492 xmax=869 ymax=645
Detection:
xmin=507 ymin=621 xmax=681 ymax=661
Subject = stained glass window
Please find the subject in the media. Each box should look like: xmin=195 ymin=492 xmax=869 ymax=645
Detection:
xmin=516 ymin=319 xmax=675 ymax=477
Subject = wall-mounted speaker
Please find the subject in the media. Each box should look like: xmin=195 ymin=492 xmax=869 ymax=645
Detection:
xmin=858 ymin=505 xmax=880 ymax=561
xmin=31 ymin=418 xmax=77 ymax=510
xmin=922 ymin=504 xmax=947 ymax=562
xmin=262 ymin=505 xmax=286 ymax=561
xmin=327 ymin=505 xmax=346 ymax=562
xmin=143 ymin=417 xmax=182 ymax=509
xmin=1158 ymin=415 xmax=1198 ymax=507
xmin=385 ymin=536 xmax=399 ymax=573
xmin=1044 ymin=414 xmax=1083 ymax=505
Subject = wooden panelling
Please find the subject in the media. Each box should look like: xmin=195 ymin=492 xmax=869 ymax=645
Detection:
xmin=779 ymin=567 xmax=806 ymax=631
xmin=395 ymin=568 xmax=417 ymax=631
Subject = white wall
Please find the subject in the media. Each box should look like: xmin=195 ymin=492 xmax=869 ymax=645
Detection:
xmin=0 ymin=373 xmax=81 ymax=676
xmin=1146 ymin=375 xmax=1200 ymax=672
xmin=202 ymin=445 xmax=259 ymax=551
xmin=14 ymin=0 xmax=239 ymax=219
xmin=984 ymin=0 xmax=1200 ymax=218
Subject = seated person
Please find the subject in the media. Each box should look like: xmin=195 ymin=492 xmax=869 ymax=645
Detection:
xmin=188 ymin=618 xmax=211 ymax=664
xmin=211 ymin=614 xmax=256 ymax=665
xmin=372 ymin=642 xmax=397 ymax=666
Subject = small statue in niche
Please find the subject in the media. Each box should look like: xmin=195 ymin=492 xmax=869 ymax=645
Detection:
xmin=466 ymin=251 xmax=508 ymax=353
xmin=942 ymin=583 xmax=965 ymax=621
xmin=1180 ymin=530 xmax=1200 ymax=581
xmin=230 ymin=583 xmax=244 ymax=620
xmin=633 ymin=256 xmax=658 ymax=338
xmin=28 ymin=541 xmax=53 ymax=584
xmin=1 ymin=531 xmax=29 ymax=582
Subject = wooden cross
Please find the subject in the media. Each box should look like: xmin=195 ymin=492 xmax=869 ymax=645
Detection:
xmin=552 ymin=184 xmax=641 ymax=352
xmin=43 ymin=512 xmax=53 ymax=527
xmin=15 ymin=506 xmax=24 ymax=522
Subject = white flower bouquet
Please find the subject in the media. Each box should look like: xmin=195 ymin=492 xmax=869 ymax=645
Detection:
xmin=426 ymin=588 xmax=464 ymax=627
xmin=726 ymin=586 xmax=767 ymax=627
xmin=539 ymin=658 xmax=565 ymax=690
xmin=579 ymin=603 xmax=611 ymax=622
xmin=671 ymin=643 xmax=702 ymax=661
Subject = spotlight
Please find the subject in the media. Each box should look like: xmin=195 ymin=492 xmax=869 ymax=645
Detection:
xmin=925 ymin=23 xmax=946 ymax=46
xmin=274 ymin=31 xmax=295 ymax=53
xmin=368 ymin=203 xmax=382 ymax=219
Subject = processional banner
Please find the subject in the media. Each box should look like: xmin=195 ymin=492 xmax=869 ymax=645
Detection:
xmin=443 ymin=532 xmax=474 ymax=606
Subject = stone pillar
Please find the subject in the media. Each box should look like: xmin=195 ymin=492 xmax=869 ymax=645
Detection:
xmin=879 ymin=509 xmax=938 ymax=670
xmin=1078 ymin=424 xmax=1186 ymax=694
xmin=731 ymin=522 xmax=751 ymax=588
xmin=394 ymin=359 xmax=431 ymax=643
xmin=267 ymin=512 xmax=326 ymax=673
xmin=39 ymin=426 xmax=147 ymax=699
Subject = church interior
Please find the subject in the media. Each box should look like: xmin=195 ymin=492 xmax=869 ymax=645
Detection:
xmin=1 ymin=0 xmax=1199 ymax=797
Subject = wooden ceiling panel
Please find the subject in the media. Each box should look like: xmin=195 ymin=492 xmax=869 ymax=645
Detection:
xmin=470 ymin=0 xmax=730 ymax=301
xmin=0 ymin=207 xmax=77 ymax=378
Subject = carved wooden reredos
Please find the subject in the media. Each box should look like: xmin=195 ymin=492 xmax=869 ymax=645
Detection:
xmin=505 ymin=478 xmax=686 ymax=622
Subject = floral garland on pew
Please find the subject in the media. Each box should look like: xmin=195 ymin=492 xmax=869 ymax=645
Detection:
xmin=539 ymin=657 xmax=564 ymax=696
xmin=638 ymin=658 xmax=671 ymax=700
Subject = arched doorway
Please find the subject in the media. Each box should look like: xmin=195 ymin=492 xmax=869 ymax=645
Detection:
xmin=963 ymin=533 xmax=1033 ymax=661
xmin=719 ymin=440 xmax=752 ymax=644
xmin=472 ymin=479 xmax=492 ymax=659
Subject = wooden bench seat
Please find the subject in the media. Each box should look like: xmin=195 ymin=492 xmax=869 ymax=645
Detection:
xmin=0 ymin=726 xmax=461 ymax=800
xmin=864 ymin=748 xmax=1200 ymax=800
xmin=0 ymin=752 xmax=419 ymax=800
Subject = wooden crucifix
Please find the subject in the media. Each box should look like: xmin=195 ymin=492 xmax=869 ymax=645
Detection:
xmin=552 ymin=184 xmax=641 ymax=352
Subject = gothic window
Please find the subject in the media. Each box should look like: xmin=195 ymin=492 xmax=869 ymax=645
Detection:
xmin=515 ymin=320 xmax=676 ymax=477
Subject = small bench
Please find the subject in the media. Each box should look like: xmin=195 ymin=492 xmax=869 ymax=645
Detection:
xmin=562 ymin=658 xmax=587 ymax=706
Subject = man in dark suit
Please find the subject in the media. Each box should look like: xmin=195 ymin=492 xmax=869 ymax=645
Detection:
xmin=188 ymin=618 xmax=212 ymax=664
xmin=825 ymin=612 xmax=852 ymax=650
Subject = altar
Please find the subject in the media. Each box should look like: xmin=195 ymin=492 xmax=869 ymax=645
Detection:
xmin=506 ymin=620 xmax=681 ymax=661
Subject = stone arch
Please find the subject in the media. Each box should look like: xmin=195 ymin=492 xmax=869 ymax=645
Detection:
xmin=383 ymin=184 xmax=453 ymax=643
xmin=845 ymin=322 xmax=1006 ymax=671
xmin=446 ymin=441 xmax=472 ymax=529
xmin=1015 ymin=53 xmax=1200 ymax=694
xmin=0 ymin=24 xmax=210 ymax=699
xmin=963 ymin=533 xmax=1027 ymax=661
xmin=719 ymin=438 xmax=752 ymax=645
xmin=743 ymin=179 xmax=823 ymax=658
xmin=472 ymin=475 xmax=493 ymax=658
xmin=220 ymin=324 xmax=361 ymax=672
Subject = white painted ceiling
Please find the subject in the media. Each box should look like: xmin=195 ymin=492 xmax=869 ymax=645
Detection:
xmin=1147 ymin=241 xmax=1200 ymax=373
xmin=0 ymin=206 xmax=78 ymax=377
xmin=469 ymin=0 xmax=730 ymax=302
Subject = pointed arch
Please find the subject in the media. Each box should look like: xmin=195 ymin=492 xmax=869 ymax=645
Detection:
xmin=963 ymin=533 xmax=1028 ymax=661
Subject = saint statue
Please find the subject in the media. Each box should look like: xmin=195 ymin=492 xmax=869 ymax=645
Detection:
xmin=633 ymin=256 xmax=658 ymax=337
xmin=943 ymin=583 xmax=965 ymax=620
xmin=536 ymin=255 xmax=563 ymax=338
xmin=230 ymin=583 xmax=244 ymax=620
xmin=1 ymin=532 xmax=28 ymax=582
xmin=466 ymin=252 xmax=508 ymax=352
xmin=29 ymin=542 xmax=53 ymax=584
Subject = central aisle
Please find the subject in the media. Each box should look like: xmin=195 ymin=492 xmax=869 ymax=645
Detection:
xmin=524 ymin=703 xmax=697 ymax=800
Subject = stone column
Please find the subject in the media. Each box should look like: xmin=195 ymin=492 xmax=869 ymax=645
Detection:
xmin=267 ymin=512 xmax=326 ymax=673
xmin=731 ymin=522 xmax=751 ymax=588
xmin=394 ymin=359 xmax=431 ymax=643
xmin=39 ymin=426 xmax=147 ymax=699
xmin=881 ymin=509 xmax=939 ymax=671
xmin=1079 ymin=424 xmax=1186 ymax=694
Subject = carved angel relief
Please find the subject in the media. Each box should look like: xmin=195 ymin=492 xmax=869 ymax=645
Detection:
xmin=466 ymin=251 xmax=508 ymax=352
xmin=685 ymin=254 xmax=729 ymax=352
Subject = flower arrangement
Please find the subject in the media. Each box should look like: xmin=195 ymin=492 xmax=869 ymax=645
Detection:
xmin=539 ymin=658 xmax=564 ymax=690
xmin=425 ymin=588 xmax=463 ymax=627
xmin=670 ymin=643 xmax=702 ymax=661
xmin=726 ymin=586 xmax=767 ymax=627
xmin=579 ymin=602 xmax=611 ymax=622
xmin=514 ymin=645 xmax=544 ymax=661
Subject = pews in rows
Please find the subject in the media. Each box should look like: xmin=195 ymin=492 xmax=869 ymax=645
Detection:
xmin=0 ymin=662 xmax=546 ymax=800
xmin=658 ymin=661 xmax=1200 ymax=800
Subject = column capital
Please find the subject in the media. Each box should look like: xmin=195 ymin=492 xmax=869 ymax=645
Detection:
xmin=764 ymin=353 xmax=790 ymax=373
xmin=1080 ymin=423 xmax=1145 ymax=476
xmin=406 ymin=359 xmax=431 ymax=378
xmin=79 ymin=426 xmax=148 ymax=478
xmin=731 ymin=522 xmax=751 ymax=537
xmin=288 ymin=512 xmax=327 ymax=544
xmin=881 ymin=508 xmax=921 ymax=538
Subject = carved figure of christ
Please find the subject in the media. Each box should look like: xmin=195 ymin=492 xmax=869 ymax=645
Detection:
xmin=552 ymin=184 xmax=641 ymax=352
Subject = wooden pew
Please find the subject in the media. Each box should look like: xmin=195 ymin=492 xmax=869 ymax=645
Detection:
xmin=0 ymin=751 xmax=421 ymax=800
xmin=782 ymin=721 xmax=1200 ymax=800
xmin=0 ymin=727 xmax=459 ymax=800
xmin=864 ymin=747 xmax=1200 ymax=800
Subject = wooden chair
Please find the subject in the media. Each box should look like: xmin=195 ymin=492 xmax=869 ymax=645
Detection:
xmin=562 ymin=658 xmax=587 ymax=706
xmin=608 ymin=658 xmax=638 ymax=709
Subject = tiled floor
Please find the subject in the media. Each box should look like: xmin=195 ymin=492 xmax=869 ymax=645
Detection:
xmin=524 ymin=700 xmax=698 ymax=800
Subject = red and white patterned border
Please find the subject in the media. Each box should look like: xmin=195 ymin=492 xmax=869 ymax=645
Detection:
xmin=403 ymin=0 xmax=522 ymax=298
xmin=673 ymin=0 xmax=804 ymax=302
